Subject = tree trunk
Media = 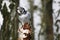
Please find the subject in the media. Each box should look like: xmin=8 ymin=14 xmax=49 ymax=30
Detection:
xmin=10 ymin=0 xmax=19 ymax=40
xmin=0 ymin=0 xmax=19 ymax=40
xmin=1 ymin=3 xmax=11 ymax=40
xmin=28 ymin=0 xmax=34 ymax=40
xmin=41 ymin=0 xmax=54 ymax=40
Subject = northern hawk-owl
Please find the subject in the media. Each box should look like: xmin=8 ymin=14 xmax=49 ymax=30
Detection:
xmin=17 ymin=7 xmax=31 ymax=25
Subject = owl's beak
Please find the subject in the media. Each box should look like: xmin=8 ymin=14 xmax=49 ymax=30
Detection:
xmin=17 ymin=10 xmax=21 ymax=15
xmin=17 ymin=10 xmax=20 ymax=13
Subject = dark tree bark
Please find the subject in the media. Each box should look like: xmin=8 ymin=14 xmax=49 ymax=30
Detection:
xmin=41 ymin=0 xmax=54 ymax=40
xmin=1 ymin=3 xmax=11 ymax=40
xmin=0 ymin=0 xmax=19 ymax=40
xmin=28 ymin=0 xmax=35 ymax=40
xmin=10 ymin=0 xmax=19 ymax=40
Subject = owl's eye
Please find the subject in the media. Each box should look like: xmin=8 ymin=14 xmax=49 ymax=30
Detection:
xmin=17 ymin=7 xmax=27 ymax=15
xmin=23 ymin=11 xmax=27 ymax=14
xmin=20 ymin=11 xmax=22 ymax=13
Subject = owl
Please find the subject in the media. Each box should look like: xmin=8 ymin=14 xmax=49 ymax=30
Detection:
xmin=17 ymin=7 xmax=31 ymax=25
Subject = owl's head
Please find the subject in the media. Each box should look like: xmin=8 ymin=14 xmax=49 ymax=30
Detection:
xmin=17 ymin=7 xmax=27 ymax=15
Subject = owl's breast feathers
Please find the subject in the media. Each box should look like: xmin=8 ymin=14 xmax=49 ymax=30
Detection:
xmin=18 ymin=12 xmax=31 ymax=24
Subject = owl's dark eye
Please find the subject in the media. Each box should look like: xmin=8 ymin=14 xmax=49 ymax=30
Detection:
xmin=17 ymin=7 xmax=27 ymax=15
xmin=20 ymin=11 xmax=22 ymax=13
xmin=23 ymin=11 xmax=27 ymax=14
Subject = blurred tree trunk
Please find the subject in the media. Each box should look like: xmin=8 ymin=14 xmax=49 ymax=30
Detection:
xmin=0 ymin=0 xmax=19 ymax=40
xmin=41 ymin=0 xmax=54 ymax=40
xmin=28 ymin=0 xmax=34 ymax=40
xmin=9 ymin=0 xmax=19 ymax=40
xmin=1 ymin=3 xmax=11 ymax=40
